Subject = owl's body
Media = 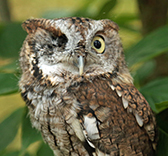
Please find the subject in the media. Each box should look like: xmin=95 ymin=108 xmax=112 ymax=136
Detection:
xmin=19 ymin=17 xmax=157 ymax=156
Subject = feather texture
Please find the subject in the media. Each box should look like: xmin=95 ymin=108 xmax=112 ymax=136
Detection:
xmin=19 ymin=17 xmax=157 ymax=156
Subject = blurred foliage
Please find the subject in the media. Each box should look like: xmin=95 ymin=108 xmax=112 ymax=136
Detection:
xmin=0 ymin=0 xmax=168 ymax=156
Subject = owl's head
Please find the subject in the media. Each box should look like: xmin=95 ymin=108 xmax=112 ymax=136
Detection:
xmin=20 ymin=17 xmax=131 ymax=85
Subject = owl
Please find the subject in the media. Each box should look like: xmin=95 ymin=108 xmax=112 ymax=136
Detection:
xmin=19 ymin=17 xmax=157 ymax=156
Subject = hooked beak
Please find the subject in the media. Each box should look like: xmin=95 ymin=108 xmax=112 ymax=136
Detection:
xmin=78 ymin=56 xmax=84 ymax=76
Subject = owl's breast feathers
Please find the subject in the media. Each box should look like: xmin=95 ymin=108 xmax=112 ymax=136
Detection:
xmin=20 ymin=73 xmax=157 ymax=156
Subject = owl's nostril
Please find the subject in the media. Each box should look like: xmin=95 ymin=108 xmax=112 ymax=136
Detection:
xmin=77 ymin=55 xmax=85 ymax=58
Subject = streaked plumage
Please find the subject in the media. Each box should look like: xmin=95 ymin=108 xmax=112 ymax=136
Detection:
xmin=19 ymin=17 xmax=157 ymax=156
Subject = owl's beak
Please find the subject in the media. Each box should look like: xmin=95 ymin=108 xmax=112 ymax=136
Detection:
xmin=78 ymin=55 xmax=84 ymax=76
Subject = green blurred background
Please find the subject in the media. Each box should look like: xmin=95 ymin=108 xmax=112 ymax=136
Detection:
xmin=0 ymin=0 xmax=168 ymax=156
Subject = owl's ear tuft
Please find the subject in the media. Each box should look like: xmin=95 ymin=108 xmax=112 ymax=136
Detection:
xmin=22 ymin=19 xmax=41 ymax=34
xmin=22 ymin=18 xmax=55 ymax=34
xmin=101 ymin=19 xmax=119 ymax=32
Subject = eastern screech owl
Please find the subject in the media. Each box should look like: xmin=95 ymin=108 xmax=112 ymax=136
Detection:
xmin=19 ymin=17 xmax=157 ymax=156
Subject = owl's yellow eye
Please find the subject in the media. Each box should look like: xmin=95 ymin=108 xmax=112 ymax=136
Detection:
xmin=91 ymin=36 xmax=105 ymax=54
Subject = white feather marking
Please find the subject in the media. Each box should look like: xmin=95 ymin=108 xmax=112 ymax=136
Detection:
xmin=84 ymin=116 xmax=100 ymax=140
xmin=87 ymin=140 xmax=95 ymax=149
xmin=71 ymin=119 xmax=85 ymax=142
xmin=122 ymin=97 xmax=128 ymax=109
xmin=34 ymin=103 xmax=41 ymax=119
xmin=145 ymin=124 xmax=154 ymax=131
xmin=83 ymin=130 xmax=95 ymax=148
xmin=39 ymin=64 xmax=61 ymax=75
xmin=27 ymin=91 xmax=33 ymax=100
xmin=32 ymin=99 xmax=38 ymax=105
xmin=116 ymin=90 xmax=122 ymax=97
xmin=110 ymin=85 xmax=115 ymax=91
xmin=135 ymin=112 xmax=143 ymax=127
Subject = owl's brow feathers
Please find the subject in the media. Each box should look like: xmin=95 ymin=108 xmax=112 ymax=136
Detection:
xmin=22 ymin=17 xmax=119 ymax=35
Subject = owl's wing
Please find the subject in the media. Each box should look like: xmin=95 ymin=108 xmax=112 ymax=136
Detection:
xmin=71 ymin=78 xmax=157 ymax=155
xmin=110 ymin=80 xmax=157 ymax=142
